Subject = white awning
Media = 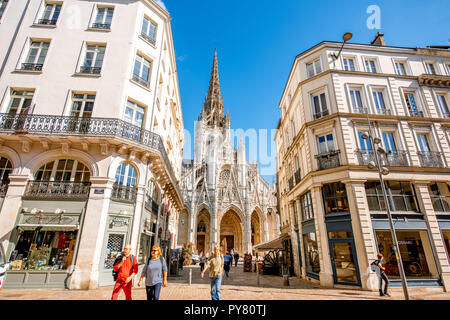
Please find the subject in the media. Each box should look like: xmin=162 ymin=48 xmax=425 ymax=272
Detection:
xmin=253 ymin=233 xmax=291 ymax=251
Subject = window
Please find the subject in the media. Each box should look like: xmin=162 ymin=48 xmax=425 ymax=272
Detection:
xmin=80 ymin=44 xmax=105 ymax=74
xmin=123 ymin=100 xmax=145 ymax=135
xmin=69 ymin=93 xmax=95 ymax=132
xmin=429 ymin=183 xmax=450 ymax=213
xmin=38 ymin=2 xmax=61 ymax=25
xmin=394 ymin=61 xmax=407 ymax=75
xmin=343 ymin=58 xmax=355 ymax=71
xmin=382 ymin=132 xmax=397 ymax=152
xmin=349 ymin=88 xmax=364 ymax=112
xmin=112 ymin=163 xmax=137 ymax=201
xmin=404 ymin=91 xmax=423 ymax=117
xmin=317 ymin=134 xmax=334 ymax=154
xmin=365 ymin=181 xmax=418 ymax=212
xmin=322 ymin=182 xmax=349 ymax=214
xmin=7 ymin=90 xmax=33 ymax=115
xmin=0 ymin=0 xmax=8 ymax=20
xmin=436 ymin=94 xmax=450 ymax=118
xmin=92 ymin=7 xmax=113 ymax=29
xmin=372 ymin=90 xmax=389 ymax=114
xmin=446 ymin=64 xmax=450 ymax=76
xmin=141 ymin=16 xmax=157 ymax=45
xmin=365 ymin=59 xmax=377 ymax=73
xmin=35 ymin=159 xmax=90 ymax=182
xmin=311 ymin=92 xmax=328 ymax=120
xmin=358 ymin=131 xmax=373 ymax=151
xmin=132 ymin=54 xmax=151 ymax=87
xmin=425 ymin=62 xmax=436 ymax=75
xmin=300 ymin=191 xmax=314 ymax=221
xmin=21 ymin=41 xmax=49 ymax=71
xmin=290 ymin=119 xmax=296 ymax=141
xmin=0 ymin=157 xmax=12 ymax=194
xmin=416 ymin=133 xmax=431 ymax=153
xmin=303 ymin=232 xmax=320 ymax=276
xmin=306 ymin=59 xmax=322 ymax=78
xmin=147 ymin=180 xmax=160 ymax=204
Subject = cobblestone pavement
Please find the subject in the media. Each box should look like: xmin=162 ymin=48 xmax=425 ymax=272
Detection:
xmin=1 ymin=261 xmax=450 ymax=300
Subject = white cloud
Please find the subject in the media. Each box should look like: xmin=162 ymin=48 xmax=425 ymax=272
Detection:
xmin=154 ymin=0 xmax=168 ymax=12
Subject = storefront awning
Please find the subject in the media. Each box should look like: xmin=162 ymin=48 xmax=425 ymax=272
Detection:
xmin=16 ymin=224 xmax=79 ymax=231
xmin=253 ymin=233 xmax=291 ymax=251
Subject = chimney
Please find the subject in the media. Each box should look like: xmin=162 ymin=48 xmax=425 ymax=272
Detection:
xmin=371 ymin=32 xmax=386 ymax=46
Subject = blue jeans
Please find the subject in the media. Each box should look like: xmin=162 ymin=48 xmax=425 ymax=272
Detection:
xmin=146 ymin=283 xmax=162 ymax=300
xmin=209 ymin=275 xmax=222 ymax=300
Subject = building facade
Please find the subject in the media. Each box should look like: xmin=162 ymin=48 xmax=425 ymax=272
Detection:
xmin=178 ymin=50 xmax=279 ymax=256
xmin=0 ymin=0 xmax=184 ymax=289
xmin=276 ymin=33 xmax=450 ymax=291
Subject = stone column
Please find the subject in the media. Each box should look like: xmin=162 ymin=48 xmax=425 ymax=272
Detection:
xmin=343 ymin=179 xmax=378 ymax=291
xmin=243 ymin=212 xmax=252 ymax=254
xmin=188 ymin=202 xmax=195 ymax=243
xmin=130 ymin=185 xmax=145 ymax=255
xmin=0 ymin=174 xmax=30 ymax=255
xmin=311 ymin=185 xmax=334 ymax=287
xmin=414 ymin=181 xmax=450 ymax=292
xmin=290 ymin=199 xmax=302 ymax=277
xmin=70 ymin=177 xmax=114 ymax=290
xmin=296 ymin=197 xmax=306 ymax=278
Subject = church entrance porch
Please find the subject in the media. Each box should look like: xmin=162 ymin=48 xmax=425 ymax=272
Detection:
xmin=219 ymin=210 xmax=243 ymax=254
xmin=196 ymin=209 xmax=210 ymax=256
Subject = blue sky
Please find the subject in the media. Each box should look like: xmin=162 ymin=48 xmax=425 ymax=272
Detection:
xmin=162 ymin=0 xmax=450 ymax=182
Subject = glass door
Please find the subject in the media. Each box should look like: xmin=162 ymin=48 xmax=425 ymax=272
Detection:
xmin=329 ymin=239 xmax=360 ymax=285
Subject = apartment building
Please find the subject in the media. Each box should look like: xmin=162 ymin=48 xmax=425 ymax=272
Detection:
xmin=0 ymin=0 xmax=184 ymax=289
xmin=275 ymin=33 xmax=450 ymax=291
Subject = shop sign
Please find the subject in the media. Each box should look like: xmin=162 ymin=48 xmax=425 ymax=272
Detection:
xmin=398 ymin=241 xmax=414 ymax=245
xmin=111 ymin=217 xmax=129 ymax=227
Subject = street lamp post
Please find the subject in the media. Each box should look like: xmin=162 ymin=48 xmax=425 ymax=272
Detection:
xmin=361 ymin=112 xmax=411 ymax=300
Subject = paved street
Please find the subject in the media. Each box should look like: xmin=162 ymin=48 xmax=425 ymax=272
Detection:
xmin=1 ymin=261 xmax=450 ymax=300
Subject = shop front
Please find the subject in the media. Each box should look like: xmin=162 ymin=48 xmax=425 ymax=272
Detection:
xmin=302 ymin=220 xmax=320 ymax=280
xmin=4 ymin=200 xmax=86 ymax=288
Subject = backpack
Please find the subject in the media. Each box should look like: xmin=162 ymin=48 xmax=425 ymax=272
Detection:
xmin=370 ymin=260 xmax=380 ymax=273
xmin=112 ymin=254 xmax=135 ymax=281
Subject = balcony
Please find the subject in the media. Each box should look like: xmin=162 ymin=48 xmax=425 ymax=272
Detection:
xmin=92 ymin=23 xmax=111 ymax=30
xmin=140 ymin=32 xmax=156 ymax=45
xmin=316 ymin=150 xmax=340 ymax=170
xmin=356 ymin=150 xmax=409 ymax=167
xmin=443 ymin=112 xmax=450 ymax=119
xmin=21 ymin=63 xmax=43 ymax=71
xmin=111 ymin=183 xmax=137 ymax=202
xmin=0 ymin=113 xmax=181 ymax=205
xmin=375 ymin=108 xmax=392 ymax=116
xmin=24 ymin=181 xmax=91 ymax=199
xmin=294 ymin=169 xmax=301 ymax=185
xmin=313 ymin=109 xmax=329 ymax=120
xmin=132 ymin=74 xmax=149 ymax=87
xmin=37 ymin=19 xmax=57 ymax=25
xmin=409 ymin=110 xmax=425 ymax=117
xmin=417 ymin=151 xmax=445 ymax=168
xmin=79 ymin=66 xmax=102 ymax=75
xmin=0 ymin=181 xmax=8 ymax=196
xmin=418 ymin=74 xmax=450 ymax=88
xmin=353 ymin=107 xmax=368 ymax=114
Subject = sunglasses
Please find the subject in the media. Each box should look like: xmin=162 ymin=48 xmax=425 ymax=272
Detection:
xmin=151 ymin=250 xmax=158 ymax=252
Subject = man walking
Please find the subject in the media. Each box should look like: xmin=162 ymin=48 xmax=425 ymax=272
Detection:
xmin=234 ymin=251 xmax=239 ymax=267
xmin=372 ymin=253 xmax=390 ymax=297
xmin=111 ymin=244 xmax=138 ymax=300
xmin=201 ymin=246 xmax=224 ymax=300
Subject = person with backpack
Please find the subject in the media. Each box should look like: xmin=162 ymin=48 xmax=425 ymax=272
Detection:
xmin=234 ymin=252 xmax=239 ymax=267
xmin=371 ymin=253 xmax=390 ymax=297
xmin=138 ymin=245 xmax=168 ymax=300
xmin=111 ymin=244 xmax=138 ymax=300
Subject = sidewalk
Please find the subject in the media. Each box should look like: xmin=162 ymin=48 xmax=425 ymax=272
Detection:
xmin=1 ymin=261 xmax=449 ymax=300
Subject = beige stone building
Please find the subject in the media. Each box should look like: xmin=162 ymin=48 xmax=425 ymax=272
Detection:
xmin=276 ymin=33 xmax=450 ymax=291
xmin=0 ymin=0 xmax=184 ymax=289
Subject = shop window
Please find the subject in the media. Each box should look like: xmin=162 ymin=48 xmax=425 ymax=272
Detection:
xmin=9 ymin=230 xmax=77 ymax=271
xmin=139 ymin=234 xmax=151 ymax=265
xmin=365 ymin=181 xmax=418 ymax=212
xmin=375 ymin=230 xmax=438 ymax=279
xmin=328 ymin=231 xmax=353 ymax=239
xmin=103 ymin=234 xmax=124 ymax=269
xmin=303 ymin=232 xmax=320 ymax=276
xmin=429 ymin=183 xmax=450 ymax=213
xmin=322 ymin=182 xmax=349 ymax=214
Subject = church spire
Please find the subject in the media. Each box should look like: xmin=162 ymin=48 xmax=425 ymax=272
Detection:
xmin=200 ymin=48 xmax=226 ymax=127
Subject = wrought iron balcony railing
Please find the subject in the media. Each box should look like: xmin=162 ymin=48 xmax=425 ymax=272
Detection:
xmin=24 ymin=181 xmax=91 ymax=199
xmin=132 ymin=74 xmax=149 ymax=87
xmin=409 ymin=110 xmax=424 ymax=117
xmin=0 ymin=113 xmax=181 ymax=199
xmin=316 ymin=150 xmax=340 ymax=170
xmin=294 ymin=169 xmax=301 ymax=185
xmin=111 ymin=183 xmax=137 ymax=202
xmin=0 ymin=181 xmax=8 ymax=196
xmin=356 ymin=149 xmax=409 ymax=167
xmin=79 ymin=66 xmax=102 ymax=74
xmin=140 ymin=32 xmax=156 ymax=45
xmin=92 ymin=23 xmax=111 ymax=29
xmin=375 ymin=108 xmax=392 ymax=116
xmin=443 ymin=112 xmax=450 ymax=119
xmin=313 ymin=109 xmax=330 ymax=120
xmin=145 ymin=196 xmax=159 ymax=214
xmin=21 ymin=63 xmax=43 ymax=71
xmin=37 ymin=18 xmax=58 ymax=25
xmin=353 ymin=107 xmax=368 ymax=114
xmin=417 ymin=151 xmax=445 ymax=168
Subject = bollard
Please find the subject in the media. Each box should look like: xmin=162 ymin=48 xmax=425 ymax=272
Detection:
xmin=283 ymin=274 xmax=290 ymax=286
xmin=188 ymin=268 xmax=192 ymax=286
xmin=257 ymin=267 xmax=260 ymax=287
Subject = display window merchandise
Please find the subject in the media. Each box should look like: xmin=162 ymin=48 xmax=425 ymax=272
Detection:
xmin=9 ymin=230 xmax=77 ymax=271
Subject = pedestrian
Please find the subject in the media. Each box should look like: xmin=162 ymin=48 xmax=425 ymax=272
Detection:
xmin=200 ymin=246 xmax=224 ymax=300
xmin=234 ymin=251 xmax=239 ymax=267
xmin=199 ymin=254 xmax=206 ymax=272
xmin=138 ymin=245 xmax=168 ymax=300
xmin=223 ymin=251 xmax=232 ymax=278
xmin=111 ymin=244 xmax=138 ymax=300
xmin=371 ymin=253 xmax=390 ymax=297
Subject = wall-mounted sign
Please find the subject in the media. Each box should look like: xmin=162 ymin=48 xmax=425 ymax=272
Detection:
xmin=94 ymin=189 xmax=105 ymax=194
xmin=111 ymin=217 xmax=129 ymax=227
